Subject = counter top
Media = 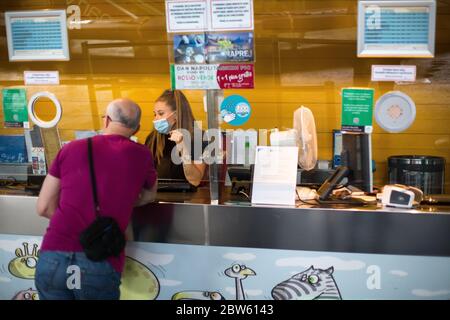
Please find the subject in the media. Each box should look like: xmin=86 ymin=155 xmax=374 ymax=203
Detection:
xmin=2 ymin=192 xmax=450 ymax=258
xmin=2 ymin=185 xmax=450 ymax=214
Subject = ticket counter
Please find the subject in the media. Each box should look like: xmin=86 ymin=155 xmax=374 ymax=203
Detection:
xmin=2 ymin=191 xmax=450 ymax=300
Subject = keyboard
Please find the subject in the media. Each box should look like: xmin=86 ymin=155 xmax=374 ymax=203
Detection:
xmin=317 ymin=196 xmax=370 ymax=206
xmin=157 ymin=179 xmax=196 ymax=192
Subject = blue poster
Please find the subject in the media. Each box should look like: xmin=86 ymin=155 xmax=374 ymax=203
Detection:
xmin=220 ymin=95 xmax=251 ymax=126
xmin=0 ymin=135 xmax=28 ymax=163
xmin=207 ymin=32 xmax=254 ymax=63
xmin=173 ymin=34 xmax=207 ymax=64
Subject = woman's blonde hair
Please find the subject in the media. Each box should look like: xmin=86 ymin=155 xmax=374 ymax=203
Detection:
xmin=146 ymin=90 xmax=196 ymax=164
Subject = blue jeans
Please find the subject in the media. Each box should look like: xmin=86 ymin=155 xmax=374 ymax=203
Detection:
xmin=35 ymin=251 xmax=121 ymax=300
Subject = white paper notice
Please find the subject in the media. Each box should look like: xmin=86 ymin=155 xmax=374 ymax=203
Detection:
xmin=165 ymin=0 xmax=253 ymax=32
xmin=371 ymin=65 xmax=416 ymax=82
xmin=210 ymin=0 xmax=254 ymax=31
xmin=166 ymin=0 xmax=208 ymax=33
xmin=24 ymin=71 xmax=60 ymax=85
xmin=251 ymin=146 xmax=299 ymax=206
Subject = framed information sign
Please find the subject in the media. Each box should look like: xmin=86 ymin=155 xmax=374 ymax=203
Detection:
xmin=5 ymin=10 xmax=70 ymax=61
xmin=357 ymin=1 xmax=436 ymax=58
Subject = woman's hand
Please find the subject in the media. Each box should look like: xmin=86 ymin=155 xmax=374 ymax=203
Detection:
xmin=168 ymin=130 xmax=184 ymax=144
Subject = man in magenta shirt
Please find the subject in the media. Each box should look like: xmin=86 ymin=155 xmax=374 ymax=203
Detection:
xmin=35 ymin=98 xmax=157 ymax=300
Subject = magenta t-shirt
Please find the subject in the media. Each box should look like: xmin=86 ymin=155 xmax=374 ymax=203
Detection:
xmin=40 ymin=134 xmax=157 ymax=273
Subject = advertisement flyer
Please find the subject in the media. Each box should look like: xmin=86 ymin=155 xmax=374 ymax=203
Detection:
xmin=207 ymin=32 xmax=254 ymax=63
xmin=220 ymin=94 xmax=252 ymax=126
xmin=174 ymin=32 xmax=254 ymax=64
xmin=216 ymin=64 xmax=254 ymax=89
xmin=171 ymin=64 xmax=254 ymax=90
xmin=173 ymin=34 xmax=207 ymax=64
xmin=171 ymin=64 xmax=220 ymax=90
xmin=341 ymin=88 xmax=374 ymax=133
xmin=2 ymin=88 xmax=28 ymax=128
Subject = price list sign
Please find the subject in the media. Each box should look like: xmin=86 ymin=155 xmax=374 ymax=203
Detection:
xmin=5 ymin=10 xmax=70 ymax=61
xmin=358 ymin=1 xmax=436 ymax=57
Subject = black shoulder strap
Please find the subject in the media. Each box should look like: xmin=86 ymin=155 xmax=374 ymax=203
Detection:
xmin=87 ymin=138 xmax=100 ymax=216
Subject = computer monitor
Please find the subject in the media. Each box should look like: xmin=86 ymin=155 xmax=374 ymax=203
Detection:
xmin=341 ymin=133 xmax=373 ymax=193
xmin=227 ymin=165 xmax=253 ymax=196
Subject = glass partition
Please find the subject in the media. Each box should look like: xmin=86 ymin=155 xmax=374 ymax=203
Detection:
xmin=0 ymin=1 xmax=449 ymax=200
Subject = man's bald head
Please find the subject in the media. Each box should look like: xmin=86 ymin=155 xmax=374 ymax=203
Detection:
xmin=106 ymin=98 xmax=141 ymax=131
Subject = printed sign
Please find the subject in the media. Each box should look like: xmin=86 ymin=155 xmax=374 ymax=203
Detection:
xmin=171 ymin=64 xmax=254 ymax=90
xmin=220 ymin=95 xmax=251 ymax=126
xmin=165 ymin=0 xmax=253 ymax=32
xmin=217 ymin=64 xmax=254 ymax=89
xmin=165 ymin=1 xmax=208 ymax=33
xmin=0 ymin=135 xmax=28 ymax=163
xmin=207 ymin=32 xmax=254 ymax=63
xmin=5 ymin=10 xmax=70 ymax=61
xmin=171 ymin=64 xmax=220 ymax=90
xmin=24 ymin=71 xmax=60 ymax=85
xmin=341 ymin=88 xmax=374 ymax=133
xmin=174 ymin=34 xmax=207 ymax=64
xmin=31 ymin=147 xmax=47 ymax=175
xmin=252 ymin=146 xmax=299 ymax=206
xmin=210 ymin=0 xmax=254 ymax=31
xmin=174 ymin=32 xmax=254 ymax=64
xmin=2 ymin=88 xmax=28 ymax=128
xmin=358 ymin=1 xmax=436 ymax=57
xmin=371 ymin=65 xmax=416 ymax=82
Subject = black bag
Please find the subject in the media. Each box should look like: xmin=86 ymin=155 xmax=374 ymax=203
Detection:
xmin=79 ymin=138 xmax=125 ymax=262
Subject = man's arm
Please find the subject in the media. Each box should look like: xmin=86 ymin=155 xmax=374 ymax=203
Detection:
xmin=36 ymin=174 xmax=61 ymax=219
xmin=134 ymin=180 xmax=157 ymax=207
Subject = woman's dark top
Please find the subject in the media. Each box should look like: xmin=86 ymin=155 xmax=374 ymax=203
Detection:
xmin=145 ymin=131 xmax=206 ymax=182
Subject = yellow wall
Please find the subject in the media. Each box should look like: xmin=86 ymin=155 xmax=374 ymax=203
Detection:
xmin=0 ymin=0 xmax=449 ymax=190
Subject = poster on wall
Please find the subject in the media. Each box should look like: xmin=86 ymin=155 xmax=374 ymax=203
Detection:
xmin=341 ymin=88 xmax=374 ymax=133
xmin=206 ymin=32 xmax=254 ymax=63
xmin=357 ymin=1 xmax=436 ymax=58
xmin=173 ymin=34 xmax=207 ymax=64
xmin=174 ymin=32 xmax=254 ymax=64
xmin=165 ymin=0 xmax=254 ymax=32
xmin=2 ymin=88 xmax=28 ymax=128
xmin=220 ymin=95 xmax=252 ymax=126
xmin=5 ymin=10 xmax=70 ymax=61
xmin=0 ymin=136 xmax=28 ymax=163
xmin=171 ymin=64 xmax=254 ymax=90
xmin=171 ymin=64 xmax=220 ymax=90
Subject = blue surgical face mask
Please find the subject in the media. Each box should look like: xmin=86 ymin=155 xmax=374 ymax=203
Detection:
xmin=153 ymin=112 xmax=174 ymax=135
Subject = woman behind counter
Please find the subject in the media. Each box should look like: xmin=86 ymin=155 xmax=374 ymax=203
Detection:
xmin=145 ymin=89 xmax=206 ymax=187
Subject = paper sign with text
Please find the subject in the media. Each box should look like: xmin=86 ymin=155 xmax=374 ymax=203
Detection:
xmin=371 ymin=65 xmax=416 ymax=82
xmin=24 ymin=71 xmax=60 ymax=85
xmin=341 ymin=88 xmax=374 ymax=133
xmin=217 ymin=64 xmax=254 ymax=89
xmin=171 ymin=64 xmax=254 ymax=90
xmin=166 ymin=0 xmax=253 ymax=32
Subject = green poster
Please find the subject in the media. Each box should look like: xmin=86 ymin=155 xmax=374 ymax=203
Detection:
xmin=341 ymin=88 xmax=374 ymax=133
xmin=2 ymin=88 xmax=28 ymax=128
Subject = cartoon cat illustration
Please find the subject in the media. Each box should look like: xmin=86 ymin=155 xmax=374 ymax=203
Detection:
xmin=272 ymin=266 xmax=342 ymax=300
